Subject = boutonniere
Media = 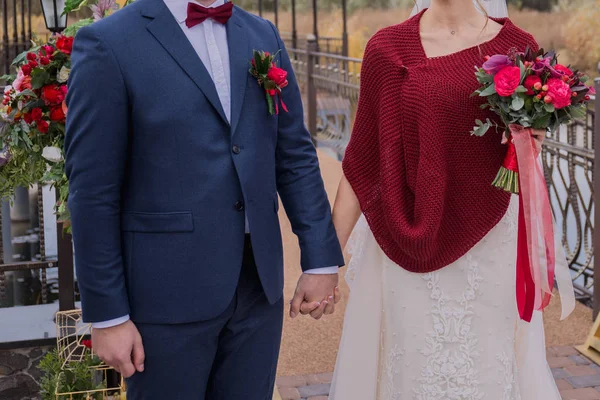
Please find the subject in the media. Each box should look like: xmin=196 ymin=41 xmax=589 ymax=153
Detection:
xmin=249 ymin=50 xmax=289 ymax=115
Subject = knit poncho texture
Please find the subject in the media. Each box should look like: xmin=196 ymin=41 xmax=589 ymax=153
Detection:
xmin=342 ymin=11 xmax=539 ymax=272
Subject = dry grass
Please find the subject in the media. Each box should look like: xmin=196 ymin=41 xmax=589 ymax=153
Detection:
xmin=2 ymin=3 xmax=597 ymax=77
xmin=267 ymin=6 xmax=597 ymax=76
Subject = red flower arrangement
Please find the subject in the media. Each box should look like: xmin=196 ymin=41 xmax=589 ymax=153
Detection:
xmin=249 ymin=50 xmax=289 ymax=115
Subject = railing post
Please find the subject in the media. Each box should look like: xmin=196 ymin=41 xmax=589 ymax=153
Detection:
xmin=341 ymin=0 xmax=349 ymax=58
xmin=594 ymin=77 xmax=600 ymax=319
xmin=307 ymin=35 xmax=318 ymax=146
xmin=291 ymin=0 xmax=297 ymax=50
xmin=273 ymin=0 xmax=278 ymax=29
xmin=258 ymin=0 xmax=262 ymax=17
xmin=56 ymin=190 xmax=74 ymax=311
xmin=312 ymin=0 xmax=319 ymax=52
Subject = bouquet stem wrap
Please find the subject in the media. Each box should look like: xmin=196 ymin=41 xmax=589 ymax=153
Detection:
xmin=506 ymin=125 xmax=575 ymax=322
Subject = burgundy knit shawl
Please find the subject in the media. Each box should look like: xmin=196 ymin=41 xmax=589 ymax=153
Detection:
xmin=342 ymin=11 xmax=538 ymax=272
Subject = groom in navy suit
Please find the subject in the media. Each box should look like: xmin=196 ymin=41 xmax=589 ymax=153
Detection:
xmin=64 ymin=0 xmax=344 ymax=398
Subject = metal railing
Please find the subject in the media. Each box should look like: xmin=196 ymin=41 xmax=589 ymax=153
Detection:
xmin=293 ymin=36 xmax=600 ymax=313
xmin=281 ymin=32 xmax=347 ymax=57
xmin=1 ymin=0 xmax=34 ymax=85
xmin=0 ymin=186 xmax=75 ymax=312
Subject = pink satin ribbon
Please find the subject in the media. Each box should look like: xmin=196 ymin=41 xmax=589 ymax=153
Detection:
xmin=509 ymin=124 xmax=556 ymax=322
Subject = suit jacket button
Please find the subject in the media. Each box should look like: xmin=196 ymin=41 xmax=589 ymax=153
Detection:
xmin=232 ymin=145 xmax=241 ymax=154
xmin=235 ymin=201 xmax=245 ymax=211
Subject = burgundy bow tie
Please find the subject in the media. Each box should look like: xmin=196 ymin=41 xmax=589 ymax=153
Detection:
xmin=185 ymin=1 xmax=233 ymax=28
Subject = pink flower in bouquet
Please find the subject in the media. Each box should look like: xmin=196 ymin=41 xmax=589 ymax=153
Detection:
xmin=12 ymin=70 xmax=32 ymax=92
xmin=494 ymin=66 xmax=521 ymax=97
xmin=483 ymin=54 xmax=513 ymax=75
xmin=523 ymin=75 xmax=542 ymax=95
xmin=588 ymin=85 xmax=596 ymax=96
xmin=546 ymin=78 xmax=572 ymax=109
xmin=91 ymin=0 xmax=119 ymax=21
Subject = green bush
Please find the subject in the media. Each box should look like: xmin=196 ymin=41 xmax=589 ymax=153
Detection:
xmin=38 ymin=349 xmax=106 ymax=400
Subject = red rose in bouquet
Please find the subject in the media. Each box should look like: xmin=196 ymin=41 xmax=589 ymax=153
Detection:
xmin=49 ymin=106 xmax=66 ymax=122
xmin=41 ymin=85 xmax=67 ymax=106
xmin=266 ymin=66 xmax=288 ymax=89
xmin=523 ymin=75 xmax=542 ymax=96
xmin=37 ymin=120 xmax=49 ymax=134
xmin=56 ymin=35 xmax=74 ymax=55
xmin=494 ymin=66 xmax=521 ymax=97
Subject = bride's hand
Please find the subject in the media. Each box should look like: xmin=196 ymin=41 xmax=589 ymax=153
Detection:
xmin=501 ymin=128 xmax=546 ymax=156
xmin=531 ymin=129 xmax=546 ymax=155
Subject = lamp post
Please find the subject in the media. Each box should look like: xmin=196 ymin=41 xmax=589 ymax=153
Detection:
xmin=39 ymin=0 xmax=67 ymax=33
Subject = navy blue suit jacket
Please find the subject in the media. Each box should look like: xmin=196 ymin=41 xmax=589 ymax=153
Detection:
xmin=64 ymin=0 xmax=344 ymax=324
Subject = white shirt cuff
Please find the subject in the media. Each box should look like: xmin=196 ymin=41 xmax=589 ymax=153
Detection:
xmin=91 ymin=315 xmax=130 ymax=329
xmin=304 ymin=266 xmax=339 ymax=274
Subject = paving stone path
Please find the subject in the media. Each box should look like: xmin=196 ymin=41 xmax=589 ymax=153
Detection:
xmin=274 ymin=346 xmax=600 ymax=400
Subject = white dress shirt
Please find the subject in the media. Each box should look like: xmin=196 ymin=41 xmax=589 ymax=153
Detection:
xmin=92 ymin=0 xmax=337 ymax=329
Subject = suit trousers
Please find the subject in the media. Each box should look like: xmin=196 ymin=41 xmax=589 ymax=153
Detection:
xmin=126 ymin=235 xmax=284 ymax=400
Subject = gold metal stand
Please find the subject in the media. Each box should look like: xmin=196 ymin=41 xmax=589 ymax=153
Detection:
xmin=576 ymin=312 xmax=600 ymax=365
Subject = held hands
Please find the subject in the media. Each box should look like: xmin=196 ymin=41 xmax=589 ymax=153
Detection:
xmin=92 ymin=320 xmax=145 ymax=378
xmin=290 ymin=273 xmax=341 ymax=320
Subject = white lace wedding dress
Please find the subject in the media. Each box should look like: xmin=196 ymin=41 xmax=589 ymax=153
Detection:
xmin=329 ymin=196 xmax=575 ymax=400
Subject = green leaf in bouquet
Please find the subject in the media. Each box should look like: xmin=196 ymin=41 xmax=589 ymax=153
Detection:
xmin=543 ymin=102 xmax=555 ymax=113
xmin=524 ymin=97 xmax=534 ymax=112
xmin=519 ymin=61 xmax=527 ymax=81
xmin=63 ymin=18 xmax=94 ymax=37
xmin=515 ymin=86 xmax=528 ymax=93
xmin=30 ymin=69 xmax=50 ymax=90
xmin=253 ymin=51 xmax=263 ymax=73
xmin=532 ymin=113 xmax=551 ymax=129
xmin=470 ymin=119 xmax=492 ymax=136
xmin=479 ymin=83 xmax=497 ymax=97
xmin=62 ymin=0 xmax=88 ymax=15
xmin=17 ymin=89 xmax=38 ymax=99
xmin=475 ymin=70 xmax=494 ymax=83
xmin=511 ymin=96 xmax=525 ymax=111
xmin=11 ymin=46 xmax=40 ymax=67
xmin=0 ymin=74 xmax=16 ymax=82
xmin=570 ymin=105 xmax=587 ymax=120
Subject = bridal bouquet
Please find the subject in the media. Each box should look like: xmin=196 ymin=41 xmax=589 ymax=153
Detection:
xmin=472 ymin=47 xmax=594 ymax=193
xmin=0 ymin=0 xmax=132 ymax=225
xmin=470 ymin=48 xmax=593 ymax=322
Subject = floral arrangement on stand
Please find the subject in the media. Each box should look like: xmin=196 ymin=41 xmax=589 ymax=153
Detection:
xmin=0 ymin=0 xmax=131 ymax=226
xmin=38 ymin=309 xmax=126 ymax=400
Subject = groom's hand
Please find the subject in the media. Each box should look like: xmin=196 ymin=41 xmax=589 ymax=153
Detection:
xmin=290 ymin=273 xmax=340 ymax=320
xmin=92 ymin=320 xmax=145 ymax=378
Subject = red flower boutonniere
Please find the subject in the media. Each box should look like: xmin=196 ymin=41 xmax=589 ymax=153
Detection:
xmin=249 ymin=50 xmax=289 ymax=115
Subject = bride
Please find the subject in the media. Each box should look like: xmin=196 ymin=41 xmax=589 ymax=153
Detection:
xmin=328 ymin=0 xmax=576 ymax=398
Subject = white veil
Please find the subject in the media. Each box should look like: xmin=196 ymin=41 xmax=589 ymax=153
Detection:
xmin=410 ymin=0 xmax=509 ymax=18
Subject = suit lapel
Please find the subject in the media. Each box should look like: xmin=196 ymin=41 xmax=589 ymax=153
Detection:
xmin=142 ymin=0 xmax=229 ymax=125
xmin=226 ymin=9 xmax=249 ymax=137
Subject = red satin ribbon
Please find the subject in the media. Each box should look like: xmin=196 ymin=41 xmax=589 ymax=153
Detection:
xmin=509 ymin=124 xmax=556 ymax=322
xmin=271 ymin=89 xmax=288 ymax=115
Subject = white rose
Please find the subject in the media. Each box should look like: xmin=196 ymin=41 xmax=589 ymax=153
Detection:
xmin=57 ymin=66 xmax=70 ymax=83
xmin=42 ymin=146 xmax=63 ymax=163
